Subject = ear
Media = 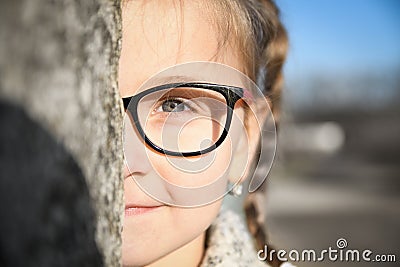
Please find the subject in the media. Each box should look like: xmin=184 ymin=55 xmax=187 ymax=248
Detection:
xmin=228 ymin=125 xmax=248 ymax=185
xmin=228 ymin=102 xmax=269 ymax=185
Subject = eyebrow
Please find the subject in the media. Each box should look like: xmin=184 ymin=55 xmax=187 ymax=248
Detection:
xmin=146 ymin=75 xmax=201 ymax=85
xmin=146 ymin=75 xmax=254 ymax=98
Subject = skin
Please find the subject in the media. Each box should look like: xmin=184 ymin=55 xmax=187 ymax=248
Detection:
xmin=119 ymin=1 xmax=262 ymax=266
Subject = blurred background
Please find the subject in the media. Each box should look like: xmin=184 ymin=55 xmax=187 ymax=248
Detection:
xmin=265 ymin=0 xmax=400 ymax=266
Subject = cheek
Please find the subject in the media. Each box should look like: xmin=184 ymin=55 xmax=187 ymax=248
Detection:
xmin=151 ymin=146 xmax=231 ymax=183
xmin=139 ymin=131 xmax=237 ymax=206
xmin=170 ymin=201 xmax=222 ymax=238
xmin=147 ymin=109 xmax=246 ymax=188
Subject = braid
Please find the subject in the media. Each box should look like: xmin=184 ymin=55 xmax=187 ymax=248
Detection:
xmin=264 ymin=20 xmax=288 ymax=123
xmin=245 ymin=0 xmax=288 ymax=118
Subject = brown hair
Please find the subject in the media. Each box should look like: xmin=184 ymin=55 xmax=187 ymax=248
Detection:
xmin=209 ymin=0 xmax=288 ymax=266
xmin=239 ymin=1 xmax=288 ymax=266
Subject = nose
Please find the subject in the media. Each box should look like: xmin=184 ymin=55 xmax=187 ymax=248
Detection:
xmin=123 ymin=112 xmax=152 ymax=177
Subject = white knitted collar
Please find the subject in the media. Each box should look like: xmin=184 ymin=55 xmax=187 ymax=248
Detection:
xmin=199 ymin=209 xmax=271 ymax=267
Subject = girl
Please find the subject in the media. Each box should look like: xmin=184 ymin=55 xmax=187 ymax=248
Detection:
xmin=119 ymin=0 xmax=289 ymax=266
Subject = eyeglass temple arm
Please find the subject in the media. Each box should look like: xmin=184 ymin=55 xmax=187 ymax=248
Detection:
xmin=123 ymin=97 xmax=132 ymax=110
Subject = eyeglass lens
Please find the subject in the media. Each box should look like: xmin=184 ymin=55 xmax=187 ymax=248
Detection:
xmin=136 ymin=86 xmax=229 ymax=154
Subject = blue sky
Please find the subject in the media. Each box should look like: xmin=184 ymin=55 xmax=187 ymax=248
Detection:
xmin=275 ymin=0 xmax=400 ymax=80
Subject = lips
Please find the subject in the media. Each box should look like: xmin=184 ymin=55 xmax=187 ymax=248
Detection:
xmin=124 ymin=204 xmax=164 ymax=216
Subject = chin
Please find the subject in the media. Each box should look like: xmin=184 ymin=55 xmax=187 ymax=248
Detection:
xmin=122 ymin=240 xmax=174 ymax=267
xmin=122 ymin=250 xmax=155 ymax=267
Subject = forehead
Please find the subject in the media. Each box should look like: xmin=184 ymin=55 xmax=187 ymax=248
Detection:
xmin=119 ymin=0 xmax=242 ymax=97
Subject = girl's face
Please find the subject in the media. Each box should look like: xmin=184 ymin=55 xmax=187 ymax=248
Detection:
xmin=120 ymin=1 xmax=258 ymax=266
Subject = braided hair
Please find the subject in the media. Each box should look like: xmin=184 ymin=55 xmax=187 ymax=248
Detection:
xmin=241 ymin=1 xmax=288 ymax=266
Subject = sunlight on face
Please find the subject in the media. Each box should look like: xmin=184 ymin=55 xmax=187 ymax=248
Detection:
xmin=119 ymin=1 xmax=250 ymax=266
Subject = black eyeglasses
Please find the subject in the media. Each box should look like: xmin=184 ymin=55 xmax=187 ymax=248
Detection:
xmin=123 ymin=82 xmax=244 ymax=157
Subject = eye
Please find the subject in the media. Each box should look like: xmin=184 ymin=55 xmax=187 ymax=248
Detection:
xmin=156 ymin=98 xmax=190 ymax=113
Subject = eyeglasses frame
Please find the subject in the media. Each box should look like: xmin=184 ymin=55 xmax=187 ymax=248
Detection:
xmin=123 ymin=82 xmax=244 ymax=157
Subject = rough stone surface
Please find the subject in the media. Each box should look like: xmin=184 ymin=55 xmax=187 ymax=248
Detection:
xmin=0 ymin=100 xmax=103 ymax=267
xmin=0 ymin=0 xmax=123 ymax=266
